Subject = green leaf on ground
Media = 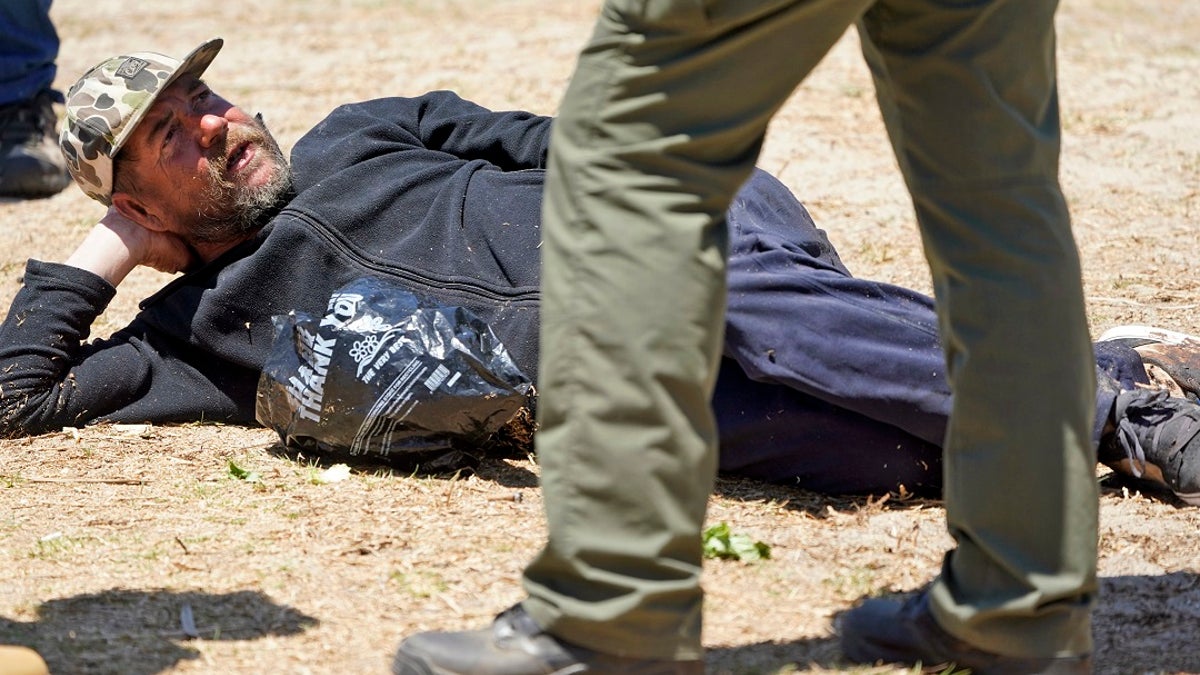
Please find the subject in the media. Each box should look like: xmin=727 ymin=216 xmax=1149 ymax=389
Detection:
xmin=227 ymin=460 xmax=262 ymax=484
xmin=702 ymin=522 xmax=770 ymax=562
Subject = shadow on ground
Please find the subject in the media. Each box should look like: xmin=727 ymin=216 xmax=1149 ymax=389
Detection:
xmin=266 ymin=439 xmax=543 ymax=489
xmin=713 ymin=473 xmax=944 ymax=519
xmin=0 ymin=588 xmax=318 ymax=675
xmin=712 ymin=470 xmax=1193 ymax=520
xmin=699 ymin=571 xmax=1200 ymax=675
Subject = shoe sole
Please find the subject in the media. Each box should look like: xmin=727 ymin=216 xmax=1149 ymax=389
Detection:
xmin=392 ymin=651 xmax=697 ymax=675
xmin=1174 ymin=488 xmax=1200 ymax=506
xmin=1098 ymin=325 xmax=1200 ymax=348
xmin=393 ymin=654 xmax=588 ymax=675
xmin=1107 ymin=463 xmax=1200 ymax=506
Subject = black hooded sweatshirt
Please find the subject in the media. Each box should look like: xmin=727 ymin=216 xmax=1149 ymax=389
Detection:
xmin=0 ymin=91 xmax=551 ymax=435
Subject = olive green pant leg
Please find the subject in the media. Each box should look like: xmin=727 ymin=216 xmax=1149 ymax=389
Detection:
xmin=525 ymin=0 xmax=1096 ymax=661
xmin=524 ymin=0 xmax=871 ymax=660
xmin=858 ymin=0 xmax=1097 ymax=657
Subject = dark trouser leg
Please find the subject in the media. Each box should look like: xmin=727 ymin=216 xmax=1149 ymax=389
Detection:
xmin=716 ymin=171 xmax=1145 ymax=490
xmin=0 ymin=0 xmax=58 ymax=104
xmin=714 ymin=357 xmax=944 ymax=495
xmin=724 ymin=169 xmax=950 ymax=447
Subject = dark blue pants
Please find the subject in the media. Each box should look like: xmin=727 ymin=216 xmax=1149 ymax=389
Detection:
xmin=714 ymin=169 xmax=1143 ymax=495
xmin=0 ymin=0 xmax=58 ymax=105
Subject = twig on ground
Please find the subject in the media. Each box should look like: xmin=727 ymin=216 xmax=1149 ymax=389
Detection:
xmin=1090 ymin=296 xmax=1199 ymax=311
xmin=5 ymin=476 xmax=149 ymax=485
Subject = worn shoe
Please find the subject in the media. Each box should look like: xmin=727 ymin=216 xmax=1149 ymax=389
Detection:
xmin=393 ymin=604 xmax=704 ymax=675
xmin=1099 ymin=325 xmax=1200 ymax=349
xmin=1101 ymin=388 xmax=1200 ymax=505
xmin=841 ymin=591 xmax=1091 ymax=674
xmin=1099 ymin=325 xmax=1200 ymax=396
xmin=0 ymin=89 xmax=71 ymax=199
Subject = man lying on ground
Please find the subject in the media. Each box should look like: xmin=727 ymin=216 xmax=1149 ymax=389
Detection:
xmin=2 ymin=38 xmax=1197 ymax=502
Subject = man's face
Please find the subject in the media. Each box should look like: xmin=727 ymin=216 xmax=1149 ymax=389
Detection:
xmin=117 ymin=75 xmax=291 ymax=247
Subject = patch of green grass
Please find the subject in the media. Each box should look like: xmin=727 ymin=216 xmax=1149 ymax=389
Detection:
xmin=1110 ymin=275 xmax=1138 ymax=290
xmin=389 ymin=570 xmax=449 ymax=599
xmin=190 ymin=482 xmax=221 ymax=499
xmin=28 ymin=533 xmax=84 ymax=561
xmin=857 ymin=240 xmax=895 ymax=265
xmin=840 ymin=84 xmax=866 ymax=99
xmin=822 ymin=566 xmax=879 ymax=601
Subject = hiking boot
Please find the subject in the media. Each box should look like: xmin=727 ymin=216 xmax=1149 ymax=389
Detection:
xmin=392 ymin=604 xmax=704 ymax=675
xmin=1101 ymin=388 xmax=1200 ymax=505
xmin=840 ymin=591 xmax=1091 ymax=674
xmin=1099 ymin=325 xmax=1200 ymax=397
xmin=0 ymin=89 xmax=71 ymax=199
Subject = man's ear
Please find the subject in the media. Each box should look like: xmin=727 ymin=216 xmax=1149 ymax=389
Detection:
xmin=111 ymin=192 xmax=169 ymax=233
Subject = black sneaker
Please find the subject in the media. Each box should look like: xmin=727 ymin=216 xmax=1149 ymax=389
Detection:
xmin=0 ymin=89 xmax=71 ymax=199
xmin=1102 ymin=388 xmax=1200 ymax=505
xmin=393 ymin=604 xmax=704 ymax=675
xmin=840 ymin=591 xmax=1091 ymax=674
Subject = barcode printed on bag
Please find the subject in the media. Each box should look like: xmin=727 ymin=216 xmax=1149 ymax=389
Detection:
xmin=424 ymin=364 xmax=451 ymax=391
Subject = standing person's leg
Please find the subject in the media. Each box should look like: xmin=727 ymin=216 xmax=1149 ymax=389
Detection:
xmin=0 ymin=0 xmax=58 ymax=106
xmin=393 ymin=1 xmax=872 ymax=672
xmin=525 ymin=0 xmax=873 ymax=661
xmin=0 ymin=0 xmax=68 ymax=199
xmin=842 ymin=0 xmax=1097 ymax=665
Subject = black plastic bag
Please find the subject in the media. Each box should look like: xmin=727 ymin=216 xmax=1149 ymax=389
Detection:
xmin=255 ymin=276 xmax=533 ymax=463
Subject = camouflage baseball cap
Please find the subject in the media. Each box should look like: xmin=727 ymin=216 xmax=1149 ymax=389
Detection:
xmin=59 ymin=38 xmax=224 ymax=205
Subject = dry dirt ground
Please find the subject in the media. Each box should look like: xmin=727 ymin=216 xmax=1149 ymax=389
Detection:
xmin=1 ymin=1 xmax=1198 ymax=673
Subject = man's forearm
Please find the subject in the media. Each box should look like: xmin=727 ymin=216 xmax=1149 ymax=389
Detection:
xmin=62 ymin=207 xmax=196 ymax=286
xmin=0 ymin=260 xmax=120 ymax=437
xmin=63 ymin=224 xmax=142 ymax=286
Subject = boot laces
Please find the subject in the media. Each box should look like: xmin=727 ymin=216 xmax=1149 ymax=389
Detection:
xmin=1114 ymin=388 xmax=1196 ymax=478
xmin=0 ymin=90 xmax=61 ymax=144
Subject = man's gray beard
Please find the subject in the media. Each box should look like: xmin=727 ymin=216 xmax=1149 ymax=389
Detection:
xmin=186 ymin=118 xmax=294 ymax=246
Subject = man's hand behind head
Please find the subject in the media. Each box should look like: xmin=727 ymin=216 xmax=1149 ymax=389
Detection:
xmin=63 ymin=206 xmax=198 ymax=286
